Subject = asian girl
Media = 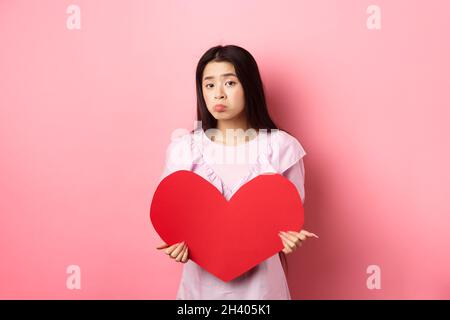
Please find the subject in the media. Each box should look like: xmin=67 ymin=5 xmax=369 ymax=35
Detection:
xmin=156 ymin=44 xmax=318 ymax=299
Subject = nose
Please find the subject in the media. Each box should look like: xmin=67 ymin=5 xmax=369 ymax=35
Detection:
xmin=214 ymin=87 xmax=226 ymax=100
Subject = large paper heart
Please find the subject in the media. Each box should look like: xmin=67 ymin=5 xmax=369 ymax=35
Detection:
xmin=150 ymin=170 xmax=304 ymax=282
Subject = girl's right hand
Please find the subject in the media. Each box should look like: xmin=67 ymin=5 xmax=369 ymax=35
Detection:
xmin=156 ymin=241 xmax=189 ymax=263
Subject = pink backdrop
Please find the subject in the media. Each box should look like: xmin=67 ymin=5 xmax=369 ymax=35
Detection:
xmin=1 ymin=0 xmax=449 ymax=299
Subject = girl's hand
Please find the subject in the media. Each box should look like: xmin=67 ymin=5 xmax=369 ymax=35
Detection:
xmin=156 ymin=241 xmax=189 ymax=263
xmin=278 ymin=230 xmax=319 ymax=254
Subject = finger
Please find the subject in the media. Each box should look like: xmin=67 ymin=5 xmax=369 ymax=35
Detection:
xmin=279 ymin=236 xmax=287 ymax=247
xmin=288 ymin=231 xmax=306 ymax=241
xmin=281 ymin=232 xmax=301 ymax=246
xmin=181 ymin=247 xmax=189 ymax=263
xmin=279 ymin=233 xmax=298 ymax=249
xmin=279 ymin=235 xmax=298 ymax=252
xmin=279 ymin=235 xmax=289 ymax=251
xmin=175 ymin=244 xmax=186 ymax=261
xmin=156 ymin=242 xmax=169 ymax=250
xmin=165 ymin=242 xmax=181 ymax=255
xmin=170 ymin=242 xmax=185 ymax=258
xmin=301 ymin=230 xmax=319 ymax=238
xmin=175 ymin=246 xmax=186 ymax=262
xmin=282 ymin=244 xmax=293 ymax=254
xmin=280 ymin=237 xmax=289 ymax=253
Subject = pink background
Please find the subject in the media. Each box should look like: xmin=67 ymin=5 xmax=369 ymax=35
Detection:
xmin=1 ymin=0 xmax=450 ymax=299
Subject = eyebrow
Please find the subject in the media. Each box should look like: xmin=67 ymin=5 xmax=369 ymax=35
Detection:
xmin=203 ymin=73 xmax=237 ymax=81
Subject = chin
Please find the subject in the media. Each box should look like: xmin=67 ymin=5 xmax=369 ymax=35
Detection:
xmin=214 ymin=113 xmax=234 ymax=120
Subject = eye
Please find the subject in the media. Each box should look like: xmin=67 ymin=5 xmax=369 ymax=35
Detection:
xmin=204 ymin=81 xmax=236 ymax=89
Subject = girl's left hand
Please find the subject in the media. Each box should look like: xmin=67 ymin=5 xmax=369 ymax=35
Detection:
xmin=278 ymin=229 xmax=319 ymax=254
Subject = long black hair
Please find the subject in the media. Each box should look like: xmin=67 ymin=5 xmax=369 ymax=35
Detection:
xmin=193 ymin=44 xmax=290 ymax=276
xmin=195 ymin=44 xmax=281 ymax=131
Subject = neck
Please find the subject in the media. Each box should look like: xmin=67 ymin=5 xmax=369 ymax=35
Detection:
xmin=216 ymin=113 xmax=249 ymax=136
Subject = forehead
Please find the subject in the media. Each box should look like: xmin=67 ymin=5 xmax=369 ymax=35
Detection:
xmin=202 ymin=61 xmax=236 ymax=81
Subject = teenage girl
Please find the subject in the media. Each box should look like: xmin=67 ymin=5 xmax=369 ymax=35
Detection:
xmin=156 ymin=45 xmax=318 ymax=299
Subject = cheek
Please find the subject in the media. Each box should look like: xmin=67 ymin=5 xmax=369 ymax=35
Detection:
xmin=227 ymin=88 xmax=244 ymax=102
xmin=232 ymin=88 xmax=245 ymax=107
xmin=233 ymin=87 xmax=245 ymax=101
xmin=203 ymin=91 xmax=212 ymax=105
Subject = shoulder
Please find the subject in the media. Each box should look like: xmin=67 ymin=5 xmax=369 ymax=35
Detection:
xmin=166 ymin=130 xmax=193 ymax=151
xmin=270 ymin=129 xmax=307 ymax=173
xmin=163 ymin=130 xmax=195 ymax=169
xmin=274 ymin=130 xmax=305 ymax=151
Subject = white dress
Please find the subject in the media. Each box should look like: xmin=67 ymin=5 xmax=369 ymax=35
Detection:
xmin=158 ymin=128 xmax=307 ymax=299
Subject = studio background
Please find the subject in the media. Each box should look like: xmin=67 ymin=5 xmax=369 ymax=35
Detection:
xmin=1 ymin=0 xmax=449 ymax=299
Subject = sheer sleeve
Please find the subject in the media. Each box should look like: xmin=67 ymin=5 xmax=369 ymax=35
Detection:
xmin=272 ymin=130 xmax=307 ymax=204
xmin=157 ymin=133 xmax=193 ymax=184
xmin=282 ymin=158 xmax=306 ymax=204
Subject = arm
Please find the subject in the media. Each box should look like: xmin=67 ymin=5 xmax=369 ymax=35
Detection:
xmin=279 ymin=158 xmax=319 ymax=254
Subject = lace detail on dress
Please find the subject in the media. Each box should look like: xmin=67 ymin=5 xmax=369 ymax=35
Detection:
xmin=190 ymin=129 xmax=279 ymax=200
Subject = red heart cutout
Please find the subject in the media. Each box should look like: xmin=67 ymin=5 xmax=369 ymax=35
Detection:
xmin=150 ymin=170 xmax=304 ymax=282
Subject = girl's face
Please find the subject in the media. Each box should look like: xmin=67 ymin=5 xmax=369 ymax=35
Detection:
xmin=202 ymin=61 xmax=246 ymax=122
